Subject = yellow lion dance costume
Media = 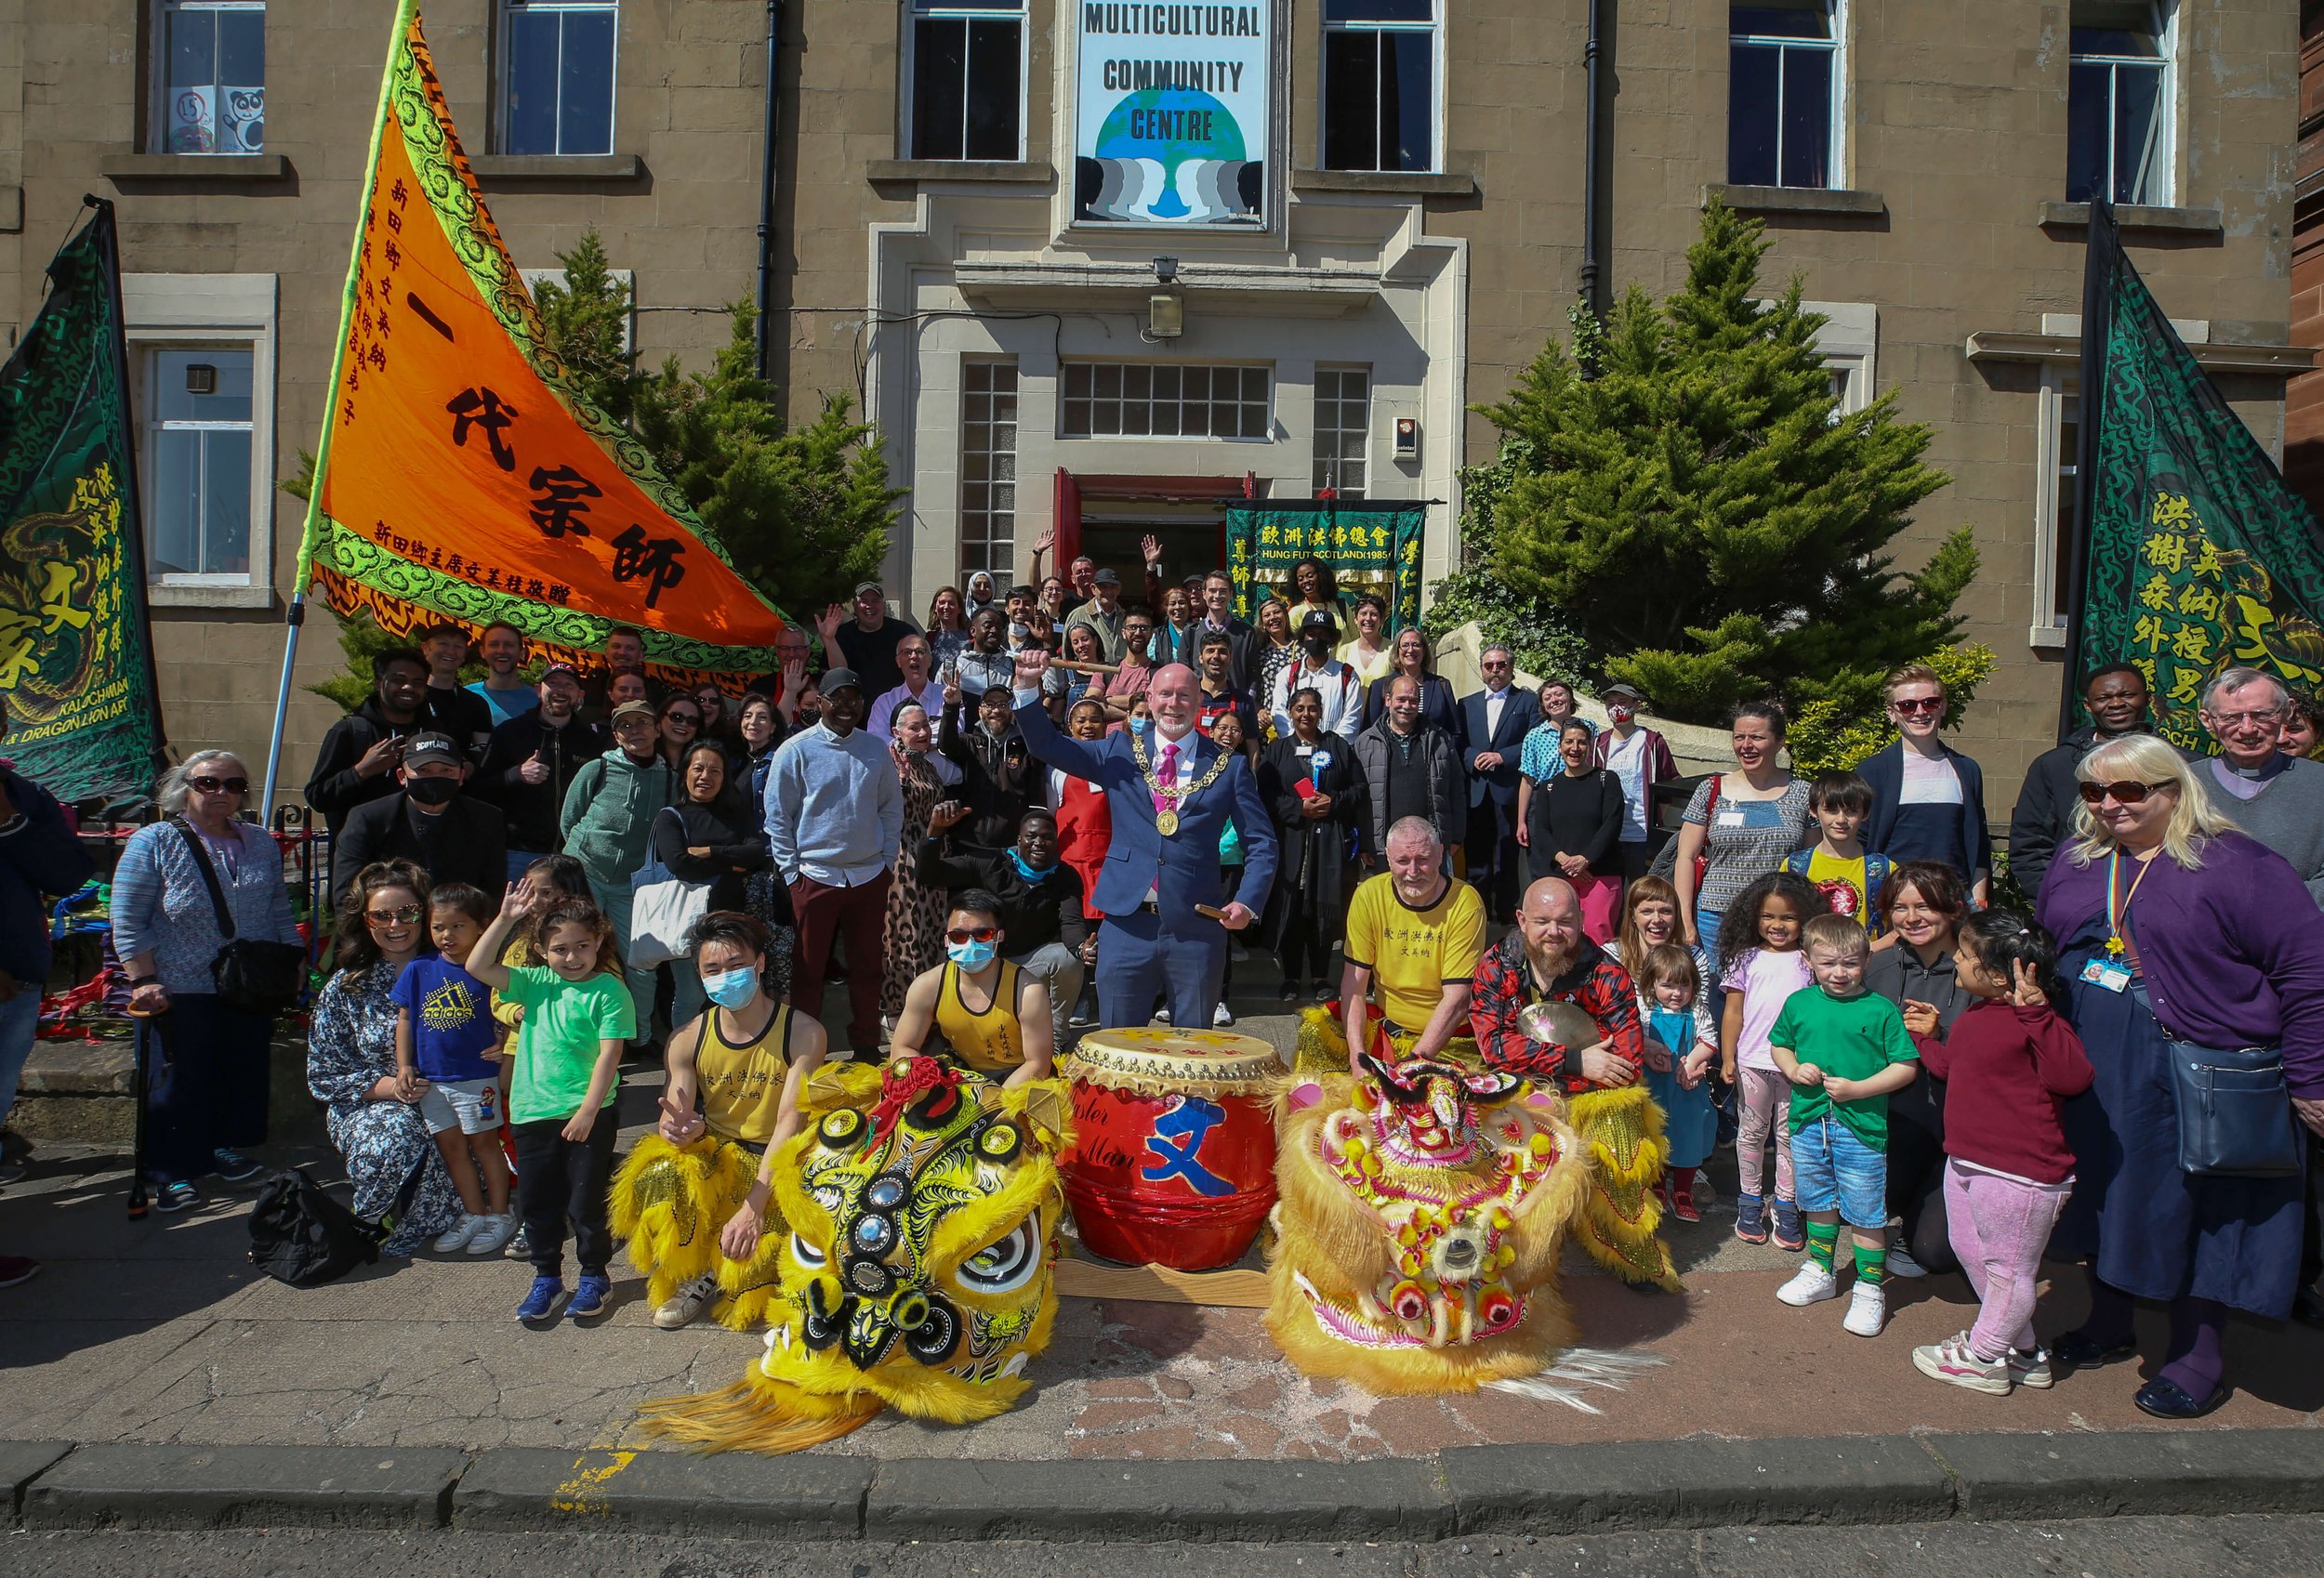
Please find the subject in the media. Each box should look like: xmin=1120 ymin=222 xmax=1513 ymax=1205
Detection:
xmin=1267 ymin=1048 xmax=1590 ymax=1394
xmin=640 ymin=1056 xmax=1071 ymax=1454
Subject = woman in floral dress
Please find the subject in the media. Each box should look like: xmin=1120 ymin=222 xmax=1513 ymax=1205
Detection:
xmin=881 ymin=702 xmax=967 ymax=1026
xmin=306 ymin=859 xmax=462 ymax=1255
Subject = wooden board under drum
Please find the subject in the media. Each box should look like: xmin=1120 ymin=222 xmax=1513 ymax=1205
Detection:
xmin=1052 ymin=1254 xmax=1274 ymax=1308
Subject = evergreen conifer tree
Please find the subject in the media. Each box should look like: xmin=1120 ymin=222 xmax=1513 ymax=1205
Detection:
xmin=1480 ymin=201 xmax=1972 ymax=725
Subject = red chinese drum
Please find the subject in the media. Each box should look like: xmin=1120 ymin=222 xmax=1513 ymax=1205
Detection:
xmin=1061 ymin=1028 xmax=1285 ymax=1272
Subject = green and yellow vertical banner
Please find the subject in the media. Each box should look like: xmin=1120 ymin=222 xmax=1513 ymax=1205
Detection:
xmin=2066 ymin=196 xmax=2324 ymax=748
xmin=0 ymin=200 xmax=168 ymax=798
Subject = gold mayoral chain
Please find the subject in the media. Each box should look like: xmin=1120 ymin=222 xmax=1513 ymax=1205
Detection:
xmin=1130 ymin=727 xmax=1232 ymax=837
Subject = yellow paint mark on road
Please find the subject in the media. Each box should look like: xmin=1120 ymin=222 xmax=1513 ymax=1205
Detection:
xmin=550 ymin=1447 xmax=638 ymax=1516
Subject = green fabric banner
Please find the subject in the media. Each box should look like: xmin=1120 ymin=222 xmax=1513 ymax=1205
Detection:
xmin=1224 ymin=501 xmax=1427 ymax=630
xmin=2068 ymin=199 xmax=2324 ymax=749
xmin=0 ymin=202 xmax=167 ymax=799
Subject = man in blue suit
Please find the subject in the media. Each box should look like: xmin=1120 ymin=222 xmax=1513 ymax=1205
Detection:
xmin=1010 ymin=651 xmax=1277 ymax=1029
xmin=1459 ymin=644 xmax=1535 ymax=922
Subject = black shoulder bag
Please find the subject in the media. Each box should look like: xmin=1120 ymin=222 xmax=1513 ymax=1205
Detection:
xmin=173 ymin=817 xmax=308 ymax=1013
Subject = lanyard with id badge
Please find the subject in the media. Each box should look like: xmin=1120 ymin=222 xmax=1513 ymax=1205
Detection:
xmin=2080 ymin=848 xmax=2154 ymax=993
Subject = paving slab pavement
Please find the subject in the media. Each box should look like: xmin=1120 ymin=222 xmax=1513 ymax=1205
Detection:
xmin=3 ymin=1001 xmax=2319 ymax=1466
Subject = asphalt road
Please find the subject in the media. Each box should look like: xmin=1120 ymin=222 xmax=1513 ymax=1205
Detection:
xmin=11 ymin=1517 xmax=2324 ymax=1578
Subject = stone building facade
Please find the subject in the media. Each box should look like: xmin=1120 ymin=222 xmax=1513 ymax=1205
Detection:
xmin=0 ymin=0 xmax=2306 ymax=813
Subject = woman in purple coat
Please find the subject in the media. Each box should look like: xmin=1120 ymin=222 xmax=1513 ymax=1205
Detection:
xmin=2037 ymin=733 xmax=2324 ymax=1418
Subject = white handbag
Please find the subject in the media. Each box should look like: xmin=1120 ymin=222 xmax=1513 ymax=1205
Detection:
xmin=628 ymin=808 xmax=709 ymax=968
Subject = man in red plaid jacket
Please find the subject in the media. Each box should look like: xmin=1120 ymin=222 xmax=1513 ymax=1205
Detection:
xmin=1469 ymin=877 xmax=1645 ymax=1097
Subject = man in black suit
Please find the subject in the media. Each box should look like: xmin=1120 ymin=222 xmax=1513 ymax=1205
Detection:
xmin=1459 ymin=643 xmax=1535 ymax=921
xmin=329 ymin=731 xmax=507 ymax=906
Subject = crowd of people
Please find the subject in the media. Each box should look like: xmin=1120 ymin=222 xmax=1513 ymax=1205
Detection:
xmin=1 ymin=555 xmax=2317 ymax=1429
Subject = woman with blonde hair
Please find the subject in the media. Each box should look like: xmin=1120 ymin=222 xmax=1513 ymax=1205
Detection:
xmin=2036 ymin=732 xmax=2324 ymax=1418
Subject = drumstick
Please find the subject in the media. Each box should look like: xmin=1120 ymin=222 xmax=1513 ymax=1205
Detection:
xmin=1195 ymin=903 xmax=1228 ymax=922
xmin=1051 ymin=658 xmax=1123 ymax=675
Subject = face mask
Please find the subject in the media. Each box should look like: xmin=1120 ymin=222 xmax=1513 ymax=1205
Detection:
xmin=1009 ymin=621 xmax=1030 ymax=645
xmin=405 ymin=776 xmax=458 ymax=807
xmin=1301 ymin=635 xmax=1333 ymax=658
xmin=703 ymin=967 xmax=759 ymax=1009
xmin=946 ymin=938 xmax=998 ymax=971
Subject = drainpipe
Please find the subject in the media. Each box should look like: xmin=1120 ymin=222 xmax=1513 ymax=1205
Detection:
xmin=754 ymin=0 xmax=784 ymax=381
xmin=1578 ymin=0 xmax=1613 ymax=328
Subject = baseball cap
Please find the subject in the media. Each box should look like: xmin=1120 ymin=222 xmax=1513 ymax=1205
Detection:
xmin=1602 ymin=681 xmax=1644 ymax=703
xmin=1093 ymin=568 xmax=1122 ymax=586
xmin=1299 ymin=609 xmax=1340 ymax=635
xmin=610 ymin=700 xmax=657 ymax=723
xmin=819 ymin=667 xmax=865 ymax=695
xmin=540 ymin=661 xmax=582 ymax=684
xmin=402 ymin=731 xmax=463 ymax=769
xmin=853 ymin=580 xmax=884 ymax=598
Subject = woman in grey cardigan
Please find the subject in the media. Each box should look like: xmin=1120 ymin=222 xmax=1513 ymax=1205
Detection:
xmin=112 ymin=752 xmax=306 ymax=1213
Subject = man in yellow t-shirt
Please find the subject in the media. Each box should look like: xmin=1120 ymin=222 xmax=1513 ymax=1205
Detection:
xmin=1340 ymin=816 xmax=1489 ymax=1075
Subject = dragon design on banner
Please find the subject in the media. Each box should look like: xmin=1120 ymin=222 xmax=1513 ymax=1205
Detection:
xmin=1266 ymin=1051 xmax=1589 ymax=1395
xmin=641 ymin=1057 xmax=1072 ymax=1454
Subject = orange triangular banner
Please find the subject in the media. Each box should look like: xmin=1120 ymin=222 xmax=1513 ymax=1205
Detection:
xmin=297 ymin=0 xmax=786 ymax=677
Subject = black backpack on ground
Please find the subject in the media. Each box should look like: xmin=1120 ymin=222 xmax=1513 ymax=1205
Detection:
xmin=246 ymin=1164 xmax=420 ymax=1286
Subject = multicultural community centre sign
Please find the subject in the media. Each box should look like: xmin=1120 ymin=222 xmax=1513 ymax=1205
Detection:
xmin=1075 ymin=3 xmax=1274 ymax=226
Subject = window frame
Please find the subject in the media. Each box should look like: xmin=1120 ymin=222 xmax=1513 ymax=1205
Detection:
xmin=122 ymin=273 xmax=280 ymax=610
xmin=902 ymin=0 xmax=1029 ymax=164
xmin=1726 ymin=0 xmax=1844 ymax=191
xmin=1058 ymin=362 xmax=1275 ymax=442
xmin=959 ymin=359 xmax=1021 ymax=581
xmin=149 ymin=0 xmax=267 ymax=157
xmin=2065 ymin=2 xmax=2176 ymax=206
xmin=1318 ymin=0 xmax=1444 ymax=176
xmin=1312 ymin=366 xmax=1372 ymax=497
xmin=497 ymin=0 xmax=621 ymax=159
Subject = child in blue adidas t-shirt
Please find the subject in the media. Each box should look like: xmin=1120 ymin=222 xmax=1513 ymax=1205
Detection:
xmin=393 ymin=883 xmax=514 ymax=1256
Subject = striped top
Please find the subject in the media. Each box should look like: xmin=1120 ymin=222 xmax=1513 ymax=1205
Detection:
xmin=111 ymin=820 xmax=302 ymax=995
xmin=1682 ymin=774 xmax=1814 ymax=922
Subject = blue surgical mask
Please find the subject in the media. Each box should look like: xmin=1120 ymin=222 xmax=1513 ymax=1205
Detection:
xmin=703 ymin=967 xmax=759 ymax=1009
xmin=946 ymin=938 xmax=998 ymax=971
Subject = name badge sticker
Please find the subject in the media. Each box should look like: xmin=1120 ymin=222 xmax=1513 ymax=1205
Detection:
xmin=1715 ymin=809 xmax=1747 ymax=828
xmin=2080 ymin=957 xmax=2133 ymax=993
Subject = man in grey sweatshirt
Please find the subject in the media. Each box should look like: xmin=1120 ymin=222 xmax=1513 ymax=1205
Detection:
xmin=2199 ymin=667 xmax=2324 ymax=906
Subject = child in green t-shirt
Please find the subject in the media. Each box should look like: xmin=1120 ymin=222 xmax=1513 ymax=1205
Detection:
xmin=1779 ymin=771 xmax=1895 ymax=947
xmin=465 ymin=876 xmax=637 ymax=1330
xmin=1768 ymin=913 xmax=1920 ymax=1338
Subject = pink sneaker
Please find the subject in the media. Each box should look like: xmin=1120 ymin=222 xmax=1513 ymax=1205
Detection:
xmin=1912 ymin=1332 xmax=2011 ymax=1395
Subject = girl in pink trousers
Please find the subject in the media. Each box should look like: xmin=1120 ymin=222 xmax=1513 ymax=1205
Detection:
xmin=1909 ymin=911 xmax=2094 ymax=1394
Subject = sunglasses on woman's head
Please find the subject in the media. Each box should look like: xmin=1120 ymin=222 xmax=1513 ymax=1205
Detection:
xmin=1891 ymin=697 xmax=1945 ymax=716
xmin=191 ymin=776 xmax=249 ymax=795
xmin=945 ymin=926 xmax=1000 ymax=944
xmin=2077 ymin=780 xmax=2171 ymax=805
xmin=365 ymin=904 xmax=424 ymax=926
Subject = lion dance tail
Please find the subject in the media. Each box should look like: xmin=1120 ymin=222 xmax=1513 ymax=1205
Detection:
xmin=637 ymin=1377 xmax=882 ymax=1456
xmin=1567 ymin=1085 xmax=1683 ymax=1293
xmin=610 ymin=1135 xmax=758 ymax=1314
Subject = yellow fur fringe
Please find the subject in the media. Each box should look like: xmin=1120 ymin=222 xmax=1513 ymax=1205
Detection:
xmin=1291 ymin=1005 xmax=1351 ymax=1081
xmin=610 ymin=1135 xmax=762 ymax=1313
xmin=1567 ymin=1085 xmax=1683 ymax=1292
xmin=638 ymin=1378 xmax=882 ymax=1455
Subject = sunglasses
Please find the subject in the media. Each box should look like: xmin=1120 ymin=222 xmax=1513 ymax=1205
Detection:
xmin=665 ymin=713 xmax=701 ymax=727
xmin=1891 ymin=697 xmax=1946 ymax=716
xmin=2077 ymin=780 xmax=2172 ymax=805
xmin=191 ymin=775 xmax=249 ymax=795
xmin=944 ymin=926 xmax=1000 ymax=944
xmin=365 ymin=904 xmax=424 ymax=926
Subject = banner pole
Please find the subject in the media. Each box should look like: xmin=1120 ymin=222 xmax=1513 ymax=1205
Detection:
xmin=2059 ymin=193 xmax=2116 ymax=745
xmin=257 ymin=594 xmax=305 ymax=817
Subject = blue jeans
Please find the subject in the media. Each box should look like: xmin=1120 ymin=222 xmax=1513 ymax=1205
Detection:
xmin=1791 ymin=1114 xmax=1889 ymax=1230
xmin=0 ymin=987 xmax=42 ymax=1125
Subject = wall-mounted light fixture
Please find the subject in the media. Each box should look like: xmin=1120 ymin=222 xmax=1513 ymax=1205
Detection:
xmin=1148 ymin=256 xmax=1183 ymax=339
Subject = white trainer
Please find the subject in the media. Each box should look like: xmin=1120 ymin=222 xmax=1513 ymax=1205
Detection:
xmin=1885 ymin=1245 xmax=1928 ymax=1279
xmin=1912 ymin=1332 xmax=2011 ymax=1394
xmin=1843 ymin=1280 xmax=1887 ymax=1337
xmin=431 ymin=1214 xmax=482 ymax=1254
xmin=465 ymin=1213 xmax=518 ymax=1256
xmin=1212 ymin=1002 xmax=1235 ymax=1028
xmin=1776 ymin=1261 xmax=1840 ymax=1306
xmin=654 ymin=1272 xmax=720 ymax=1330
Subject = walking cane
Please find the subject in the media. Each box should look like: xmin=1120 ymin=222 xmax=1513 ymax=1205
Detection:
xmin=125 ymin=1009 xmax=152 ymax=1219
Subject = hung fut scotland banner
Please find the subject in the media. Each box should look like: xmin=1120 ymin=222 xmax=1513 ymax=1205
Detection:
xmin=1225 ymin=500 xmax=1426 ymax=631
xmin=298 ymin=0 xmax=789 ymax=680
xmin=0 ymin=200 xmax=169 ymax=799
xmin=2066 ymin=196 xmax=2324 ymax=748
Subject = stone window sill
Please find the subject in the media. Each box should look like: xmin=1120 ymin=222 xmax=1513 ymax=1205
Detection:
xmin=99 ymin=152 xmax=291 ymax=184
xmin=865 ymin=159 xmax=1055 ymax=186
xmin=1702 ymin=182 xmax=1885 ymax=217
xmin=2038 ymin=202 xmax=2223 ymax=236
xmin=469 ymin=154 xmax=646 ymax=187
xmin=149 ymin=583 xmax=275 ymax=611
xmin=1292 ymin=168 xmax=1476 ymax=197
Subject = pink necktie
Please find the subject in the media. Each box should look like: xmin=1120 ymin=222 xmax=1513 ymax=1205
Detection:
xmin=1154 ymin=741 xmax=1179 ymax=817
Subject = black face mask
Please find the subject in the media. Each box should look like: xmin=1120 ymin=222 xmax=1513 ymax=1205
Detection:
xmin=405 ymin=776 xmax=459 ymax=808
xmin=1301 ymin=634 xmax=1333 ymax=658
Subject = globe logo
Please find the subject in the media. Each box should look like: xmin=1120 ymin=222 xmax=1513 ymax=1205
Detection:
xmin=1093 ymin=86 xmax=1247 ymax=219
